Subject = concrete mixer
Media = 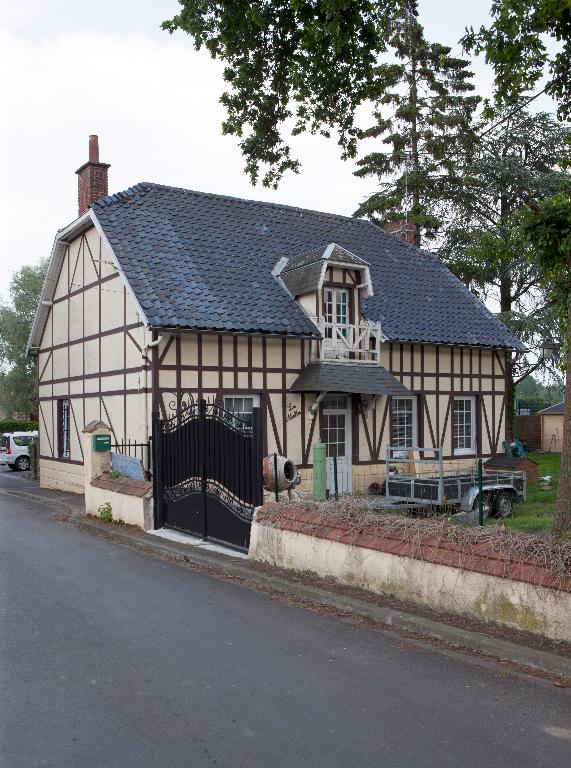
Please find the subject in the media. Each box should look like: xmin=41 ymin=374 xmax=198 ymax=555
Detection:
xmin=263 ymin=453 xmax=300 ymax=494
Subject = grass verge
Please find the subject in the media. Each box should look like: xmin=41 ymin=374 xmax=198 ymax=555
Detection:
xmin=505 ymin=453 xmax=560 ymax=534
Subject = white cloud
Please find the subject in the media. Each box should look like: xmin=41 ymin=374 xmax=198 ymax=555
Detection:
xmin=0 ymin=26 xmax=381 ymax=297
xmin=0 ymin=0 xmax=51 ymax=32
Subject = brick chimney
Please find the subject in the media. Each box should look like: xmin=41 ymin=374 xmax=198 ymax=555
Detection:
xmin=384 ymin=219 xmax=416 ymax=245
xmin=75 ymin=135 xmax=110 ymax=215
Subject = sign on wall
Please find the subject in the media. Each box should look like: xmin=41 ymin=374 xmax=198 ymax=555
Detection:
xmin=112 ymin=452 xmax=145 ymax=481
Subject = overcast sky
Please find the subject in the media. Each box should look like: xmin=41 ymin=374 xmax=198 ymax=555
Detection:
xmin=0 ymin=0 xmax=557 ymax=301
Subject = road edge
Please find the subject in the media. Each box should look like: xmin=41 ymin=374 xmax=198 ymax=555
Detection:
xmin=75 ymin=517 xmax=571 ymax=680
xmin=5 ymin=482 xmax=571 ymax=680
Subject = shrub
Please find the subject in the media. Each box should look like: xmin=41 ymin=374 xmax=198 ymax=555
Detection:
xmin=98 ymin=502 xmax=113 ymax=523
xmin=0 ymin=419 xmax=39 ymax=434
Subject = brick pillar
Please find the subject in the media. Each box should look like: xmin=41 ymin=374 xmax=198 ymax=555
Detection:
xmin=383 ymin=220 xmax=416 ymax=245
xmin=75 ymin=135 xmax=110 ymax=215
xmin=82 ymin=421 xmax=113 ymax=484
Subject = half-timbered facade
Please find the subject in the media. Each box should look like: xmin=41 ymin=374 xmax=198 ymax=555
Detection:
xmin=28 ymin=138 xmax=523 ymax=495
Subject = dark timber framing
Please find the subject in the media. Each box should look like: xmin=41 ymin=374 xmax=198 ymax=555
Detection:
xmin=36 ymin=224 xmax=511 ymax=494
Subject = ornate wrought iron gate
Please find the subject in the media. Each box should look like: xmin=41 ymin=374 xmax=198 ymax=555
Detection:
xmin=152 ymin=399 xmax=263 ymax=551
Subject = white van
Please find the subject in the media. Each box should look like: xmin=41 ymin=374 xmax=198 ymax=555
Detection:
xmin=0 ymin=431 xmax=38 ymax=471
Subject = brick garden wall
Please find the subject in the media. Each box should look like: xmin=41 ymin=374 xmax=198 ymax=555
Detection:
xmin=251 ymin=503 xmax=571 ymax=641
xmin=515 ymin=414 xmax=541 ymax=451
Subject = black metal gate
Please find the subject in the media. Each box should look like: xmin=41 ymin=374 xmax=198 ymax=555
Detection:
xmin=152 ymin=399 xmax=263 ymax=551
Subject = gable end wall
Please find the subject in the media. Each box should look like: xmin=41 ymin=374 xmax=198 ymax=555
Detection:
xmin=37 ymin=225 xmax=150 ymax=493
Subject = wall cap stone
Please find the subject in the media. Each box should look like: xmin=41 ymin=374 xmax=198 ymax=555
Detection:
xmin=92 ymin=474 xmax=152 ymax=498
xmin=83 ymin=420 xmax=111 ymax=433
xmin=256 ymin=503 xmax=571 ymax=593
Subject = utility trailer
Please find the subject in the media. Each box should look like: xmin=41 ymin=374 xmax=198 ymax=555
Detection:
xmin=384 ymin=447 xmax=526 ymax=518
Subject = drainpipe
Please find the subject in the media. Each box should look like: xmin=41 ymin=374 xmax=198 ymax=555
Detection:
xmin=142 ymin=335 xmax=162 ymax=444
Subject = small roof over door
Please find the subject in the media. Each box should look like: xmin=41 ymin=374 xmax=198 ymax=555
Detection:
xmin=289 ymin=362 xmax=410 ymax=396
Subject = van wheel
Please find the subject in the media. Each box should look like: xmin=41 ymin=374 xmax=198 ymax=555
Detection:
xmin=15 ymin=456 xmax=31 ymax=471
xmin=493 ymin=491 xmax=513 ymax=519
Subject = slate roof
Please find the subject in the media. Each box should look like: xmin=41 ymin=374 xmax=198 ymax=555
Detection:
xmin=91 ymin=182 xmax=524 ymax=349
xmin=280 ymin=261 xmax=324 ymax=299
xmin=327 ymin=243 xmax=369 ymax=267
xmin=280 ymin=247 xmax=323 ymax=271
xmin=290 ymin=362 xmax=410 ymax=396
xmin=538 ymin=402 xmax=565 ymax=415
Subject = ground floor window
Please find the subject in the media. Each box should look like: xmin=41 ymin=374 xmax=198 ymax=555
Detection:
xmin=390 ymin=397 xmax=417 ymax=450
xmin=57 ymin=399 xmax=70 ymax=458
xmin=453 ymin=396 xmax=475 ymax=455
xmin=223 ymin=395 xmax=260 ymax=429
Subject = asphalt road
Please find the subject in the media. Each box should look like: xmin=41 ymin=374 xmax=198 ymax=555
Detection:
xmin=1 ymin=468 xmax=570 ymax=768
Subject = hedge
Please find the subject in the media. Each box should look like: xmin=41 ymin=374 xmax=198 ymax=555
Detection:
xmin=0 ymin=420 xmax=39 ymax=434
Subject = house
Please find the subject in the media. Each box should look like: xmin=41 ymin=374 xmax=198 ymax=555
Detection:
xmin=538 ymin=402 xmax=565 ymax=453
xmin=28 ymin=136 xmax=523 ymax=505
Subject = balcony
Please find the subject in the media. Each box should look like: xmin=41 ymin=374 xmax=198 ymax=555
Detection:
xmin=314 ymin=319 xmax=384 ymax=363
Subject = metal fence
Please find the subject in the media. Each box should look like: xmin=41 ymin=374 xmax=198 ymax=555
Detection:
xmin=111 ymin=439 xmax=152 ymax=472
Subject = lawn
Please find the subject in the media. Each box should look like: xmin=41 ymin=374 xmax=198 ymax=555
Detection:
xmin=504 ymin=452 xmax=560 ymax=533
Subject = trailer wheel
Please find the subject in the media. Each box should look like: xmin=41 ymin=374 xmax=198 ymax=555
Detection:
xmin=493 ymin=491 xmax=513 ymax=519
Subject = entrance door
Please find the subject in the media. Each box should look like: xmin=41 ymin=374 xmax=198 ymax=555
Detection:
xmin=321 ymin=395 xmax=352 ymax=494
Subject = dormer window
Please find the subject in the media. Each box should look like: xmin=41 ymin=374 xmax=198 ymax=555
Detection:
xmin=275 ymin=242 xmax=373 ymax=304
xmin=274 ymin=242 xmax=384 ymax=362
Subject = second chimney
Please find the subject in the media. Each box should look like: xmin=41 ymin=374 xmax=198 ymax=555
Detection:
xmin=383 ymin=219 xmax=416 ymax=246
xmin=75 ymin=135 xmax=110 ymax=216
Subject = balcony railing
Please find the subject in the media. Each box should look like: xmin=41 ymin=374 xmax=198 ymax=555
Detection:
xmin=314 ymin=319 xmax=384 ymax=363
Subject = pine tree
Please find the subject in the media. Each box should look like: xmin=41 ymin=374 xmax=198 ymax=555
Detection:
xmin=440 ymin=107 xmax=570 ymax=433
xmin=353 ymin=0 xmax=480 ymax=246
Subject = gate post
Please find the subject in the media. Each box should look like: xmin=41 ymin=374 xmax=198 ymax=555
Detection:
xmin=151 ymin=411 xmax=164 ymax=529
xmin=251 ymin=407 xmax=263 ymax=507
xmin=199 ymin=398 xmax=207 ymax=539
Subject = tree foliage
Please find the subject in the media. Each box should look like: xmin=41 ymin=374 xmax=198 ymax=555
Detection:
xmin=515 ymin=373 xmax=565 ymax=414
xmin=0 ymin=262 xmax=47 ymax=418
xmin=466 ymin=2 xmax=571 ymax=536
xmin=522 ymin=194 xmax=571 ymax=313
xmin=164 ymin=0 xmax=398 ymax=187
xmin=521 ymin=194 xmax=571 ymax=536
xmin=353 ymin=2 xmax=479 ymax=246
xmin=462 ymin=0 xmax=571 ymax=120
xmin=441 ymin=108 xmax=570 ymax=301
xmin=520 ymin=193 xmax=571 ymax=377
xmin=439 ymin=107 xmax=570 ymax=430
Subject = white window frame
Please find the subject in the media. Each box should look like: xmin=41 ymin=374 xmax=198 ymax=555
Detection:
xmin=390 ymin=397 xmax=417 ymax=452
xmin=59 ymin=398 xmax=70 ymax=459
xmin=453 ymin=396 xmax=476 ymax=456
xmin=321 ymin=395 xmax=350 ymax=459
xmin=323 ymin=287 xmax=349 ymax=338
xmin=223 ymin=394 xmax=260 ymax=429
